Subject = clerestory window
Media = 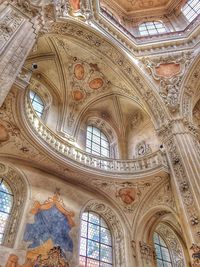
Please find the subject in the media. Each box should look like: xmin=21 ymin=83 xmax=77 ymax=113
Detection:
xmin=79 ymin=211 xmax=113 ymax=267
xmin=153 ymin=232 xmax=172 ymax=267
xmin=86 ymin=126 xmax=110 ymax=157
xmin=182 ymin=0 xmax=200 ymax=22
xmin=0 ymin=178 xmax=13 ymax=244
xmin=29 ymin=90 xmax=45 ymax=118
xmin=139 ymin=21 xmax=167 ymax=36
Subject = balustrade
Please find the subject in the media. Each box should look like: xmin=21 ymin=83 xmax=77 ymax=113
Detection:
xmin=25 ymin=98 xmax=168 ymax=174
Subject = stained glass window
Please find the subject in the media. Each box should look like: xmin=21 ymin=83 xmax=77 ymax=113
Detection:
xmin=79 ymin=211 xmax=113 ymax=267
xmin=0 ymin=178 xmax=13 ymax=244
xmin=29 ymin=90 xmax=45 ymax=118
xmin=86 ymin=126 xmax=110 ymax=158
xmin=182 ymin=0 xmax=200 ymax=22
xmin=139 ymin=21 xmax=167 ymax=36
xmin=153 ymin=232 xmax=172 ymax=267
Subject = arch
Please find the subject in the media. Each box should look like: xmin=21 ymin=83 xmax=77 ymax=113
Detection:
xmin=153 ymin=222 xmax=188 ymax=267
xmin=180 ymin=54 xmax=200 ymax=121
xmin=80 ymin=200 xmax=126 ymax=267
xmin=79 ymin=210 xmax=113 ymax=266
xmin=29 ymin=89 xmax=45 ymax=118
xmin=47 ymin=20 xmax=170 ymax=128
xmin=135 ymin=206 xmax=189 ymax=267
xmin=153 ymin=231 xmax=173 ymax=266
xmin=0 ymin=162 xmax=28 ymax=247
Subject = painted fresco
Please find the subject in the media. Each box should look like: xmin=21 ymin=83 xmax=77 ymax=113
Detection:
xmin=69 ymin=0 xmax=81 ymax=11
xmin=5 ymin=191 xmax=75 ymax=267
xmin=155 ymin=63 xmax=180 ymax=78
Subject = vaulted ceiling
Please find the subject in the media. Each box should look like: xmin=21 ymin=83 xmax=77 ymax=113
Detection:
xmin=100 ymin=0 xmax=183 ymax=16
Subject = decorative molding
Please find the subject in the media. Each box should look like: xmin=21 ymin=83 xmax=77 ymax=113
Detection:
xmin=156 ymin=223 xmax=186 ymax=267
xmin=0 ymin=163 xmax=27 ymax=247
xmin=142 ymin=52 xmax=194 ymax=112
xmin=85 ymin=200 xmax=125 ymax=267
xmin=135 ymin=141 xmax=151 ymax=157
xmin=139 ymin=241 xmax=154 ymax=263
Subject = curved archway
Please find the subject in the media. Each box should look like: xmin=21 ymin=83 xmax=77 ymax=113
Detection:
xmin=0 ymin=162 xmax=28 ymax=247
xmin=80 ymin=200 xmax=127 ymax=267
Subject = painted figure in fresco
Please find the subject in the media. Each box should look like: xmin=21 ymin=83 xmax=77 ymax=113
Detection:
xmin=5 ymin=192 xmax=74 ymax=267
xmin=5 ymin=255 xmax=32 ymax=267
xmin=117 ymin=187 xmax=136 ymax=205
xmin=23 ymin=192 xmax=75 ymax=265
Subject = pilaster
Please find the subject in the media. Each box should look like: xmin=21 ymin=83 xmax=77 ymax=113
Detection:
xmin=0 ymin=1 xmax=41 ymax=107
xmin=158 ymin=118 xmax=200 ymax=262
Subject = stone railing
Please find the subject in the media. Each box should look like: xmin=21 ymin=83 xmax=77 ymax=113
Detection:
xmin=25 ymin=99 xmax=169 ymax=174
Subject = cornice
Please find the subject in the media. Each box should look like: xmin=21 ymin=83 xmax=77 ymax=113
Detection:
xmin=89 ymin=0 xmax=200 ymax=57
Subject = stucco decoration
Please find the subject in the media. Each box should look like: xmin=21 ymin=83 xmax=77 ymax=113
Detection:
xmin=142 ymin=52 xmax=194 ymax=112
xmin=135 ymin=141 xmax=151 ymax=157
xmin=163 ymin=134 xmax=200 ymax=243
xmin=139 ymin=241 xmax=154 ymax=264
xmin=156 ymin=223 xmax=186 ymax=267
xmin=91 ymin=176 xmax=167 ymax=226
xmin=0 ymin=8 xmax=24 ymax=52
xmin=0 ymin=163 xmax=27 ymax=247
xmin=84 ymin=200 xmax=126 ymax=267
xmin=190 ymin=244 xmax=200 ymax=267
xmin=48 ymin=21 xmax=169 ymax=129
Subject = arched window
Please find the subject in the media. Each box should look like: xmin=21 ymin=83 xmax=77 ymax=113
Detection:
xmin=86 ymin=126 xmax=110 ymax=157
xmin=0 ymin=178 xmax=13 ymax=244
xmin=153 ymin=232 xmax=172 ymax=267
xmin=79 ymin=211 xmax=113 ymax=266
xmin=29 ymin=90 xmax=45 ymax=118
xmin=182 ymin=0 xmax=200 ymax=22
xmin=139 ymin=21 xmax=167 ymax=36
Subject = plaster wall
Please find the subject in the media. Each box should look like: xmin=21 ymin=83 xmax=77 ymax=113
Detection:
xmin=0 ymin=162 xmax=131 ymax=267
xmin=127 ymin=121 xmax=160 ymax=159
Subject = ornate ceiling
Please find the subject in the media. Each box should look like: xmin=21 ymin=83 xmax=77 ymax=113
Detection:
xmin=101 ymin=0 xmax=173 ymax=13
xmin=100 ymin=0 xmax=184 ymax=17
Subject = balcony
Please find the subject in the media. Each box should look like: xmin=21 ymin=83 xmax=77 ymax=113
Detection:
xmin=24 ymin=97 xmax=169 ymax=175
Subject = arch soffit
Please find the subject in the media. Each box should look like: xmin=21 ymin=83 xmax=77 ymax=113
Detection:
xmin=180 ymin=54 xmax=200 ymax=120
xmin=154 ymin=222 xmax=189 ymax=267
xmin=134 ymin=205 xmax=179 ymax=243
xmin=0 ymin=161 xmax=29 ymax=247
xmin=132 ymin=177 xmax=176 ymax=233
xmin=45 ymin=20 xmax=170 ymax=128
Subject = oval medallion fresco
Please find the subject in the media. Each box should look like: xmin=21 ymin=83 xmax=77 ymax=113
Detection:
xmin=73 ymin=89 xmax=85 ymax=101
xmin=89 ymin=78 xmax=103 ymax=90
xmin=0 ymin=124 xmax=9 ymax=143
xmin=74 ymin=64 xmax=85 ymax=80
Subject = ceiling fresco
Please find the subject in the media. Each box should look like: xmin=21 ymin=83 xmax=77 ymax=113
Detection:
xmin=25 ymin=35 xmax=150 ymax=140
xmin=100 ymin=0 xmax=177 ymax=14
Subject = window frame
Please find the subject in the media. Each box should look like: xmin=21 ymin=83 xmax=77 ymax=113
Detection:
xmin=79 ymin=211 xmax=114 ymax=267
xmin=0 ymin=165 xmax=27 ymax=247
xmin=0 ymin=178 xmax=14 ymax=245
xmin=182 ymin=0 xmax=200 ymax=23
xmin=29 ymin=90 xmax=45 ymax=118
xmin=153 ymin=232 xmax=173 ymax=267
xmin=139 ymin=21 xmax=167 ymax=37
xmin=86 ymin=125 xmax=110 ymax=158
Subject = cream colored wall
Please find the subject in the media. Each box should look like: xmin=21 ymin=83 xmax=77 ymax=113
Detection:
xmin=127 ymin=121 xmax=160 ymax=159
xmin=0 ymin=161 xmax=131 ymax=267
